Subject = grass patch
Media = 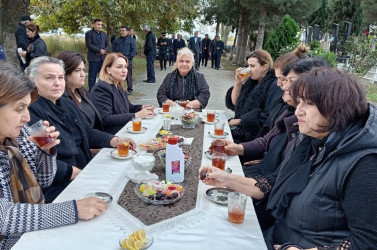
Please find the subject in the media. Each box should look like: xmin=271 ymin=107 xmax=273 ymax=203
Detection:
xmin=43 ymin=35 xmax=87 ymax=58
xmin=365 ymin=82 xmax=377 ymax=104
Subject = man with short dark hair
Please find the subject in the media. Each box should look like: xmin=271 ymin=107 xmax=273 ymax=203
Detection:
xmin=14 ymin=15 xmax=32 ymax=71
xmin=85 ymin=18 xmax=109 ymax=91
xmin=188 ymin=31 xmax=202 ymax=70
xmin=143 ymin=25 xmax=156 ymax=83
xmin=113 ymin=26 xmax=137 ymax=95
xmin=210 ymin=35 xmax=224 ymax=70
xmin=157 ymin=32 xmax=168 ymax=70
xmin=201 ymin=34 xmax=211 ymax=67
xmin=168 ymin=33 xmax=176 ymax=66
xmin=173 ymin=34 xmax=186 ymax=56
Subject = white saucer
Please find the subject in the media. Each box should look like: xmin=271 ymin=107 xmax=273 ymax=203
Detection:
xmin=143 ymin=115 xmax=155 ymax=119
xmin=208 ymin=131 xmax=229 ymax=139
xmin=158 ymin=108 xmax=170 ymax=114
xmin=202 ymin=118 xmax=220 ymax=124
xmin=111 ymin=149 xmax=137 ymax=159
xmin=127 ymin=127 xmax=147 ymax=134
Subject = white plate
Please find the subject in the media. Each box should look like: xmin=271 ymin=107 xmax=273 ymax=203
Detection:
xmin=110 ymin=149 xmax=137 ymax=159
xmin=158 ymin=109 xmax=170 ymax=114
xmin=80 ymin=192 xmax=113 ymax=204
xmin=202 ymin=118 xmax=220 ymax=124
xmin=158 ymin=130 xmax=172 ymax=136
xmin=204 ymin=150 xmax=229 ymax=160
xmin=127 ymin=127 xmax=147 ymax=134
xmin=143 ymin=115 xmax=155 ymax=119
xmin=208 ymin=131 xmax=229 ymax=139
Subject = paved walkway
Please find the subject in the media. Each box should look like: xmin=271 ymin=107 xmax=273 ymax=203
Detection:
xmin=131 ymin=63 xmax=236 ymax=118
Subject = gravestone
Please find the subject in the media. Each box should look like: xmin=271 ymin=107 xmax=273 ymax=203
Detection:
xmin=344 ymin=21 xmax=352 ymax=42
xmin=313 ymin=24 xmax=320 ymax=41
xmin=307 ymin=26 xmax=313 ymax=43
xmin=330 ymin=23 xmax=339 ymax=52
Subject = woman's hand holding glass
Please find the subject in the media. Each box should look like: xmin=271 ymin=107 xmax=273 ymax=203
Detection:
xmin=31 ymin=120 xmax=61 ymax=154
xmin=224 ymin=140 xmax=244 ymax=156
xmin=235 ymin=67 xmax=250 ymax=84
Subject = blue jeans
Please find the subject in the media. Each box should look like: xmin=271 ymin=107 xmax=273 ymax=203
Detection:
xmin=146 ymin=55 xmax=155 ymax=81
xmin=88 ymin=61 xmax=103 ymax=92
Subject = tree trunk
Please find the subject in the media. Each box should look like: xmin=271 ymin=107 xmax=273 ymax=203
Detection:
xmin=255 ymin=6 xmax=266 ymax=50
xmin=236 ymin=11 xmax=251 ymax=66
xmin=0 ymin=0 xmax=30 ymax=67
xmin=222 ymin=25 xmax=232 ymax=47
xmin=229 ymin=25 xmax=238 ymax=61
xmin=215 ymin=18 xmax=220 ymax=36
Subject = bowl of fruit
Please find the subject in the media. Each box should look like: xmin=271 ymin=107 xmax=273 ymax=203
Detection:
xmin=180 ymin=111 xmax=199 ymax=129
xmin=134 ymin=179 xmax=184 ymax=205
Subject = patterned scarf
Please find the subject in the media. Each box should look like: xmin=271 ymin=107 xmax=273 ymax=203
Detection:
xmin=0 ymin=138 xmax=44 ymax=204
xmin=169 ymin=68 xmax=197 ymax=101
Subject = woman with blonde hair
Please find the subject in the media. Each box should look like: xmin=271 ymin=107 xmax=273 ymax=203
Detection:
xmin=156 ymin=47 xmax=210 ymax=109
xmin=90 ymin=53 xmax=154 ymax=134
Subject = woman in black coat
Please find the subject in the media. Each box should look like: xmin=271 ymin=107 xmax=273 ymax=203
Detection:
xmin=90 ymin=53 xmax=154 ymax=134
xmin=226 ymin=50 xmax=282 ymax=143
xmin=156 ymin=47 xmax=210 ymax=109
xmin=27 ymin=56 xmax=128 ymax=203
xmin=19 ymin=23 xmax=48 ymax=66
xmin=201 ymin=68 xmax=377 ymax=249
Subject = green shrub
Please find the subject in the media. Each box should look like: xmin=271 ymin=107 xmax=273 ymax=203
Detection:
xmin=310 ymin=48 xmax=337 ymax=68
xmin=264 ymin=14 xmax=300 ymax=59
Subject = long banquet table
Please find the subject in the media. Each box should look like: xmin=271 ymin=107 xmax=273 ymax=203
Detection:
xmin=13 ymin=110 xmax=267 ymax=250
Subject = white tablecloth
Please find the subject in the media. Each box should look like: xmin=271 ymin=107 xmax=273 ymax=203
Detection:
xmin=13 ymin=110 xmax=267 ymax=250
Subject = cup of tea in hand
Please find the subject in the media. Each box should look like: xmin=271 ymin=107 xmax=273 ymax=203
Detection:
xmin=27 ymin=120 xmax=55 ymax=147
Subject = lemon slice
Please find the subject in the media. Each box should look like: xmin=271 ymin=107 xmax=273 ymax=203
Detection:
xmin=132 ymin=231 xmax=141 ymax=241
xmin=137 ymin=228 xmax=146 ymax=242
xmin=134 ymin=240 xmax=146 ymax=250
xmin=120 ymin=238 xmax=128 ymax=248
xmin=125 ymin=237 xmax=136 ymax=250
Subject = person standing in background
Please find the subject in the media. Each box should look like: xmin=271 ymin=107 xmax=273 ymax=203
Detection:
xmin=188 ymin=31 xmax=202 ymax=70
xmin=129 ymin=28 xmax=137 ymax=40
xmin=201 ymin=34 xmax=211 ymax=67
xmin=14 ymin=15 xmax=32 ymax=71
xmin=18 ymin=23 xmax=48 ymax=66
xmin=168 ymin=33 xmax=176 ymax=66
xmin=85 ymin=19 xmax=109 ymax=92
xmin=143 ymin=25 xmax=156 ymax=83
xmin=210 ymin=36 xmax=224 ymax=70
xmin=173 ymin=34 xmax=186 ymax=56
xmin=113 ymin=26 xmax=137 ymax=95
xmin=157 ymin=32 xmax=169 ymax=71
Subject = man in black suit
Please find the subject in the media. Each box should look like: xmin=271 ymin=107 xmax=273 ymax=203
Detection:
xmin=168 ymin=33 xmax=176 ymax=66
xmin=201 ymin=34 xmax=211 ymax=67
xmin=188 ymin=31 xmax=202 ymax=70
xmin=85 ymin=19 xmax=109 ymax=91
xmin=157 ymin=32 xmax=168 ymax=70
xmin=143 ymin=25 xmax=156 ymax=83
xmin=173 ymin=34 xmax=186 ymax=56
xmin=210 ymin=35 xmax=224 ymax=70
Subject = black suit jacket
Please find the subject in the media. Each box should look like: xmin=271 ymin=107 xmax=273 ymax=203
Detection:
xmin=90 ymin=80 xmax=142 ymax=134
xmin=64 ymin=89 xmax=105 ymax=131
xmin=85 ymin=28 xmax=109 ymax=62
xmin=173 ymin=39 xmax=186 ymax=54
xmin=29 ymin=96 xmax=114 ymax=201
xmin=144 ymin=31 xmax=156 ymax=56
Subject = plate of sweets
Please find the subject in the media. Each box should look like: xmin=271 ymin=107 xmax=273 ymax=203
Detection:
xmin=119 ymin=228 xmax=154 ymax=250
xmin=134 ymin=179 xmax=184 ymax=205
xmin=139 ymin=136 xmax=184 ymax=151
